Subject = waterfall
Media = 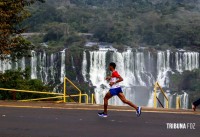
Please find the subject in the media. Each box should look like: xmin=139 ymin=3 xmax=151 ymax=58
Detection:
xmin=39 ymin=52 xmax=48 ymax=84
xmin=89 ymin=51 xmax=108 ymax=87
xmin=135 ymin=52 xmax=146 ymax=86
xmin=180 ymin=92 xmax=189 ymax=109
xmin=14 ymin=60 xmax=18 ymax=70
xmin=50 ymin=53 xmax=55 ymax=84
xmin=147 ymin=92 xmax=154 ymax=107
xmin=31 ymin=50 xmax=37 ymax=79
xmin=60 ymin=49 xmax=66 ymax=83
xmin=175 ymin=52 xmax=183 ymax=72
xmin=0 ymin=48 xmax=199 ymax=108
xmin=0 ymin=59 xmax=11 ymax=73
xmin=186 ymin=52 xmax=198 ymax=70
xmin=20 ymin=57 xmax=25 ymax=71
xmin=71 ymin=56 xmax=78 ymax=81
xmin=157 ymin=50 xmax=171 ymax=87
xmin=82 ymin=51 xmax=88 ymax=82
xmin=82 ymin=49 xmax=199 ymax=108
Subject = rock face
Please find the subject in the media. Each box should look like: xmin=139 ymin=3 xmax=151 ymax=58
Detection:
xmin=0 ymin=48 xmax=199 ymax=108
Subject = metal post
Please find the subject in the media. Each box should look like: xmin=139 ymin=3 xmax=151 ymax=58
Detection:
xmin=79 ymin=92 xmax=81 ymax=103
xmin=64 ymin=78 xmax=66 ymax=103
xmin=166 ymin=100 xmax=169 ymax=109
xmin=176 ymin=96 xmax=180 ymax=109
xmin=154 ymin=83 xmax=157 ymax=108
xmin=91 ymin=93 xmax=94 ymax=104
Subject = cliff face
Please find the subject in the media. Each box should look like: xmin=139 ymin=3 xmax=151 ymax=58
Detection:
xmin=1 ymin=48 xmax=199 ymax=108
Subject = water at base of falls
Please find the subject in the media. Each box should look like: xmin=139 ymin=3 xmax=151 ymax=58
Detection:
xmin=95 ymin=86 xmax=151 ymax=106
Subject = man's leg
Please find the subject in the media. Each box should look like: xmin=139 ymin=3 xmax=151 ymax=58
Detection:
xmin=117 ymin=92 xmax=138 ymax=110
xmin=104 ymin=92 xmax=113 ymax=114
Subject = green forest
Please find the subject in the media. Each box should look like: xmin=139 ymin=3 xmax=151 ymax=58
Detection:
xmin=25 ymin=0 xmax=200 ymax=50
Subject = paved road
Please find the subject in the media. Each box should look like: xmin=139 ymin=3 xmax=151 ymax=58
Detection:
xmin=0 ymin=107 xmax=199 ymax=137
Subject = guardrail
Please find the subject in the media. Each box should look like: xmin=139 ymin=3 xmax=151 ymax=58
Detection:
xmin=176 ymin=96 xmax=181 ymax=109
xmin=91 ymin=93 xmax=96 ymax=104
xmin=153 ymin=82 xmax=169 ymax=109
xmin=0 ymin=88 xmax=63 ymax=102
xmin=0 ymin=77 xmax=89 ymax=104
xmin=63 ymin=77 xmax=88 ymax=103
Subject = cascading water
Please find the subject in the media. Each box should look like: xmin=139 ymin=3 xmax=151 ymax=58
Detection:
xmin=60 ymin=49 xmax=66 ymax=83
xmin=180 ymin=92 xmax=189 ymax=109
xmin=31 ymin=50 xmax=37 ymax=79
xmin=0 ymin=49 xmax=63 ymax=91
xmin=176 ymin=52 xmax=199 ymax=72
xmin=38 ymin=52 xmax=48 ymax=84
xmin=50 ymin=53 xmax=55 ymax=84
xmin=157 ymin=50 xmax=171 ymax=87
xmin=0 ymin=48 xmax=199 ymax=109
xmin=82 ymin=51 xmax=88 ymax=82
xmin=89 ymin=51 xmax=108 ymax=88
xmin=20 ymin=57 xmax=25 ymax=71
xmin=0 ymin=59 xmax=11 ymax=73
xmin=82 ymin=49 xmax=200 ymax=108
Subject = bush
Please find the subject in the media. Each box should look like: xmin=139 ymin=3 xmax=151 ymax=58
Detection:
xmin=0 ymin=68 xmax=52 ymax=100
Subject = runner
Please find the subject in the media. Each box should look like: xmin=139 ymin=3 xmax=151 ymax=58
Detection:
xmin=98 ymin=62 xmax=142 ymax=117
xmin=192 ymin=98 xmax=200 ymax=111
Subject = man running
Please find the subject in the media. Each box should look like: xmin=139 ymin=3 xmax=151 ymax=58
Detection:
xmin=98 ymin=62 xmax=142 ymax=117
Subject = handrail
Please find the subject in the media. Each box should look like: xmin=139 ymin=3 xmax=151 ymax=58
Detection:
xmin=0 ymin=88 xmax=62 ymax=95
xmin=156 ymin=96 xmax=164 ymax=108
xmin=0 ymin=77 xmax=89 ymax=104
xmin=81 ymin=94 xmax=89 ymax=104
xmin=64 ymin=77 xmax=82 ymax=94
xmin=20 ymin=96 xmax=63 ymax=102
xmin=156 ymin=82 xmax=168 ymax=101
xmin=92 ymin=93 xmax=94 ymax=104
xmin=20 ymin=94 xmax=89 ymax=103
xmin=0 ymin=88 xmax=63 ymax=102
xmin=153 ymin=82 xmax=169 ymax=108
xmin=91 ymin=93 xmax=96 ymax=104
xmin=176 ymin=96 xmax=181 ymax=109
xmin=64 ymin=77 xmax=84 ymax=103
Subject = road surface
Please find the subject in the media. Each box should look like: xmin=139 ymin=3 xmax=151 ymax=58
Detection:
xmin=0 ymin=106 xmax=199 ymax=137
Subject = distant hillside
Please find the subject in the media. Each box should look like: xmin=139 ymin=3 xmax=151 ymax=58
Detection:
xmin=25 ymin=0 xmax=200 ymax=50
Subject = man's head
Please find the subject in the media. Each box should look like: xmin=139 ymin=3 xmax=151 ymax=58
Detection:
xmin=109 ymin=62 xmax=116 ymax=71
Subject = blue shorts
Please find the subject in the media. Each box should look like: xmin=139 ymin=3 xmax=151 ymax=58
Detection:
xmin=109 ymin=87 xmax=123 ymax=96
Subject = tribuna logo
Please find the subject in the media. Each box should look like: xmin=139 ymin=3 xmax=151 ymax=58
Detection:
xmin=166 ymin=123 xmax=195 ymax=130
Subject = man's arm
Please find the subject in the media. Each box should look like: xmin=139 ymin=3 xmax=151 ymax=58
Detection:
xmin=105 ymin=76 xmax=111 ymax=81
xmin=109 ymin=76 xmax=123 ymax=86
xmin=115 ymin=76 xmax=123 ymax=83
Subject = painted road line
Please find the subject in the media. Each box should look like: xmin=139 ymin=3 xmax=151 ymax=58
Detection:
xmin=0 ymin=104 xmax=199 ymax=115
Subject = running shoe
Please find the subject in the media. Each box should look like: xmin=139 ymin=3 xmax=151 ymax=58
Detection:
xmin=98 ymin=112 xmax=108 ymax=118
xmin=136 ymin=107 xmax=142 ymax=117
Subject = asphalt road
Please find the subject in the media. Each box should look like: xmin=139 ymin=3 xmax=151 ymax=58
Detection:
xmin=0 ymin=107 xmax=199 ymax=137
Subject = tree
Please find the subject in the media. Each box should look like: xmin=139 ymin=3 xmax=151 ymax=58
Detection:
xmin=0 ymin=0 xmax=44 ymax=59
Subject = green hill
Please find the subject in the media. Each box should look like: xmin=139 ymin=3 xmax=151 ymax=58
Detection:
xmin=25 ymin=0 xmax=200 ymax=50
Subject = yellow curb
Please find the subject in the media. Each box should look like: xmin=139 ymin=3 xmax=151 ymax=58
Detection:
xmin=0 ymin=104 xmax=199 ymax=115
